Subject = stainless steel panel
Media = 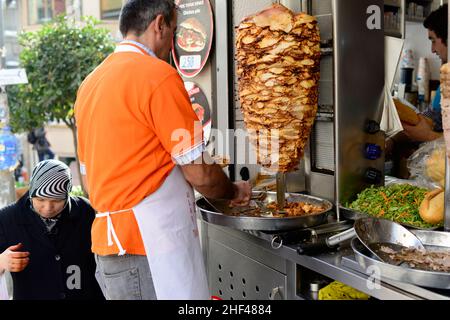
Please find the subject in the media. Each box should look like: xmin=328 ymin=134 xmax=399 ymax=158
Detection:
xmin=214 ymin=0 xmax=231 ymax=160
xmin=307 ymin=171 xmax=335 ymax=203
xmin=318 ymin=58 xmax=334 ymax=107
xmin=312 ymin=0 xmax=333 ymax=59
xmin=313 ymin=121 xmax=334 ymax=172
xmin=206 ymin=223 xmax=287 ymax=273
xmin=311 ymin=0 xmax=332 ymax=15
xmin=280 ymin=0 xmax=302 ymax=12
xmin=333 ymin=0 xmax=385 ymax=209
xmin=286 ymin=169 xmax=306 ymax=193
xmin=315 ymin=14 xmax=333 ymax=40
xmin=208 ymin=240 xmax=287 ymax=300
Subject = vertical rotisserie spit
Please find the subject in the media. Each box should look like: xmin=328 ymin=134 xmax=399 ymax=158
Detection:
xmin=236 ymin=4 xmax=321 ymax=173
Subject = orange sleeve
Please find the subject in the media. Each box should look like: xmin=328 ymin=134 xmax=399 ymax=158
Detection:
xmin=150 ymin=73 xmax=204 ymax=163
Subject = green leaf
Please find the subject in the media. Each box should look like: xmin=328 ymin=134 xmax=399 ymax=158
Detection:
xmin=7 ymin=14 xmax=115 ymax=133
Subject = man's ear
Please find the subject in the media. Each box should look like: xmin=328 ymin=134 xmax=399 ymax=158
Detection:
xmin=154 ymin=14 xmax=165 ymax=38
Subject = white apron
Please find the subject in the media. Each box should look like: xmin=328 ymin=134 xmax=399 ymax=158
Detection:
xmin=97 ymin=166 xmax=209 ymax=300
xmin=132 ymin=166 xmax=209 ymax=300
xmin=0 ymin=272 xmax=9 ymax=300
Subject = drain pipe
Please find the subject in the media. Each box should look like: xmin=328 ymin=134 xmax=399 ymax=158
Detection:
xmin=445 ymin=158 xmax=450 ymax=231
xmin=445 ymin=4 xmax=450 ymax=232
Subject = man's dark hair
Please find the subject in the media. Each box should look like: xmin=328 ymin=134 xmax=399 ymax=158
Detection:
xmin=424 ymin=4 xmax=448 ymax=45
xmin=119 ymin=0 xmax=176 ymax=37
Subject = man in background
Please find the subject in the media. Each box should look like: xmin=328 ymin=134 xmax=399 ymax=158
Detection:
xmin=27 ymin=127 xmax=55 ymax=162
xmin=387 ymin=4 xmax=447 ymax=178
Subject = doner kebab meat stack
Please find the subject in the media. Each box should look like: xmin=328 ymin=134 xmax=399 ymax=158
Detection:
xmin=441 ymin=63 xmax=450 ymax=158
xmin=236 ymin=4 xmax=320 ymax=172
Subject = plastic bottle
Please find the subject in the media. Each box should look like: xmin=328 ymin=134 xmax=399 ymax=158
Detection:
xmin=0 ymin=126 xmax=18 ymax=171
xmin=0 ymin=97 xmax=8 ymax=127
xmin=417 ymin=57 xmax=430 ymax=103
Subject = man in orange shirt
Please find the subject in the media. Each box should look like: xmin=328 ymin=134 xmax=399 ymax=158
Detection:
xmin=74 ymin=0 xmax=251 ymax=300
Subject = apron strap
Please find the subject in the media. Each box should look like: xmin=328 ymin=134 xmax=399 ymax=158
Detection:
xmin=96 ymin=209 xmax=131 ymax=256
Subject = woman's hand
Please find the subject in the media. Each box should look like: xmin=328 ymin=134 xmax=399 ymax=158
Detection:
xmin=0 ymin=243 xmax=30 ymax=273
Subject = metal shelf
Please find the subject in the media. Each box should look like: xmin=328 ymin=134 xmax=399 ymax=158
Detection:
xmin=406 ymin=16 xmax=425 ymax=22
xmin=385 ymin=0 xmax=401 ymax=7
xmin=385 ymin=29 xmax=403 ymax=38
xmin=407 ymin=0 xmax=433 ymax=6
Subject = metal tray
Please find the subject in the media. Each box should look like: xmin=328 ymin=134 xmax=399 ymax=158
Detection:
xmin=196 ymin=191 xmax=333 ymax=231
xmin=351 ymin=230 xmax=450 ymax=289
xmin=340 ymin=206 xmax=441 ymax=231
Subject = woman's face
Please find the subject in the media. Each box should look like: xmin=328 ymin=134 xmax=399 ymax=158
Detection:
xmin=31 ymin=197 xmax=66 ymax=218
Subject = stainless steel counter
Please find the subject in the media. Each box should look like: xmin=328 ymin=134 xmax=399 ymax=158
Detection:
xmin=200 ymin=220 xmax=450 ymax=300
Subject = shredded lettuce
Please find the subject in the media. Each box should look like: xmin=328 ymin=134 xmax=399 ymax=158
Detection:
xmin=348 ymin=184 xmax=439 ymax=229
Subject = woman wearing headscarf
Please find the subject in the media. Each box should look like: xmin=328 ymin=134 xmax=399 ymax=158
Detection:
xmin=0 ymin=160 xmax=104 ymax=300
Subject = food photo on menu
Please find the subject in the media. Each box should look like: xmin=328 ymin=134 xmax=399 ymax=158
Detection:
xmin=176 ymin=17 xmax=208 ymax=53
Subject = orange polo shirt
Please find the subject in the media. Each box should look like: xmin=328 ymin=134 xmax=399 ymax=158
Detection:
xmin=74 ymin=44 xmax=203 ymax=255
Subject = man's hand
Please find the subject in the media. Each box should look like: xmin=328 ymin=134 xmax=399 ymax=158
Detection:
xmin=0 ymin=243 xmax=30 ymax=273
xmin=230 ymin=181 xmax=252 ymax=207
xmin=402 ymin=115 xmax=441 ymax=142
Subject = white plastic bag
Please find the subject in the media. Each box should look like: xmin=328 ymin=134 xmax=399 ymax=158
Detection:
xmin=407 ymin=137 xmax=446 ymax=189
xmin=381 ymin=86 xmax=404 ymax=138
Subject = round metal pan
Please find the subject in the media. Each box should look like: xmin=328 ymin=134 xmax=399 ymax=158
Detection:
xmin=196 ymin=191 xmax=333 ymax=231
xmin=351 ymin=230 xmax=450 ymax=289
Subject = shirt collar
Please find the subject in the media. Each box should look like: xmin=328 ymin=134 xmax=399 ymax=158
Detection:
xmin=119 ymin=40 xmax=157 ymax=58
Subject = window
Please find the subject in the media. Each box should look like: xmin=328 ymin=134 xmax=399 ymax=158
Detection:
xmin=101 ymin=0 xmax=122 ymax=20
xmin=27 ymin=0 xmax=68 ymax=25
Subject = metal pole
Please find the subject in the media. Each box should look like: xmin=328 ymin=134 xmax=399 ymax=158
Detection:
xmin=445 ymin=158 xmax=450 ymax=231
xmin=445 ymin=4 xmax=450 ymax=231
xmin=0 ymin=0 xmax=16 ymax=207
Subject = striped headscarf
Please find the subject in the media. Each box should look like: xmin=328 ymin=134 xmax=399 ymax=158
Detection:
xmin=29 ymin=160 xmax=72 ymax=200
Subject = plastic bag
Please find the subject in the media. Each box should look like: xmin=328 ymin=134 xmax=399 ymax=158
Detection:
xmin=407 ymin=137 xmax=446 ymax=189
xmin=318 ymin=281 xmax=370 ymax=300
xmin=384 ymin=175 xmax=430 ymax=188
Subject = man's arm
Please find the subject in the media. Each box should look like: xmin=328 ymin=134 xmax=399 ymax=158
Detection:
xmin=180 ymin=153 xmax=251 ymax=205
xmin=402 ymin=115 xmax=442 ymax=142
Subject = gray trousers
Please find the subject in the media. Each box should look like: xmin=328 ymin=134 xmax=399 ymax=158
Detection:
xmin=95 ymin=254 xmax=157 ymax=300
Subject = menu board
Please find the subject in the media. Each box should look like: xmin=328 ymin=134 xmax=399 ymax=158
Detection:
xmin=172 ymin=0 xmax=214 ymax=78
xmin=185 ymin=81 xmax=212 ymax=144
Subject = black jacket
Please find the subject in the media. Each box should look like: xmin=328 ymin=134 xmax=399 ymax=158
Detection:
xmin=0 ymin=193 xmax=104 ymax=300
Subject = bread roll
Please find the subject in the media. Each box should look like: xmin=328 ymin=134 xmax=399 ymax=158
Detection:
xmin=419 ymin=188 xmax=444 ymax=224
xmin=393 ymin=98 xmax=420 ymax=125
xmin=425 ymin=148 xmax=445 ymax=187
